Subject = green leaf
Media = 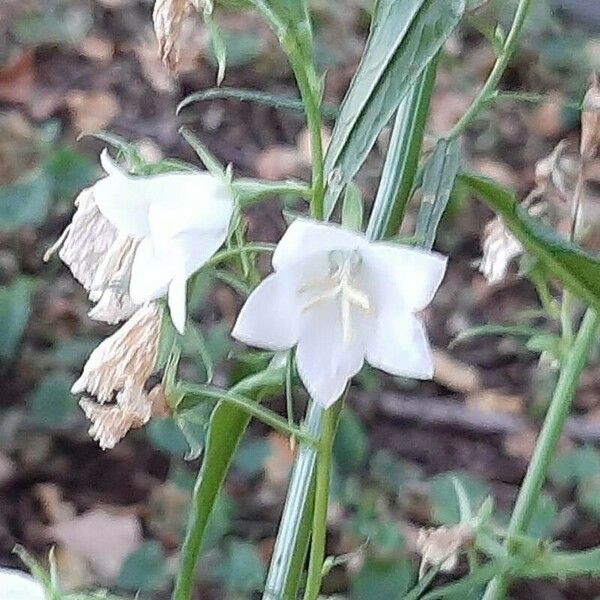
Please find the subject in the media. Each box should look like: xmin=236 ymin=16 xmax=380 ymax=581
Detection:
xmin=179 ymin=127 xmax=225 ymax=177
xmin=450 ymin=324 xmax=544 ymax=348
xmin=146 ymin=418 xmax=191 ymax=457
xmin=29 ymin=372 xmax=76 ymax=427
xmin=427 ymin=471 xmax=489 ymax=525
xmin=324 ymin=0 xmax=466 ymax=216
xmin=178 ymin=87 xmax=339 ymax=119
xmin=181 ymin=322 xmax=215 ymax=383
xmin=369 ymin=450 xmax=423 ymax=494
xmin=233 ymin=178 xmax=311 ymax=205
xmin=333 ymin=407 xmax=368 ymax=472
xmin=576 ymin=476 xmax=600 ymax=521
xmin=117 ymin=542 xmax=170 ymax=592
xmin=214 ymin=539 xmax=266 ymax=593
xmin=233 ymin=437 xmax=271 ymax=477
xmin=173 ymin=367 xmax=285 ymax=599
xmin=341 ymin=183 xmax=364 ymax=231
xmin=44 ymin=146 xmax=96 ymax=202
xmin=0 ymin=277 xmax=36 ymax=360
xmin=461 ymin=173 xmax=600 ymax=312
xmin=550 ymin=446 xmax=600 ymax=487
xmin=415 ymin=137 xmax=461 ymax=250
xmin=526 ymin=493 xmax=558 ymax=538
xmin=203 ymin=7 xmax=228 ymax=84
xmin=0 ymin=169 xmax=51 ymax=231
xmin=351 ymin=558 xmax=415 ymax=599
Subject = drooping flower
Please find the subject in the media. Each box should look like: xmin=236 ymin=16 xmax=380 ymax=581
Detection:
xmin=48 ymin=150 xmax=234 ymax=332
xmin=0 ymin=568 xmax=45 ymax=600
xmin=232 ymin=219 xmax=447 ymax=408
xmin=73 ymin=303 xmax=166 ymax=449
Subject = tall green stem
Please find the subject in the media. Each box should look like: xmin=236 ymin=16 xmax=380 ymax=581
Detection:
xmin=483 ymin=309 xmax=600 ymax=600
xmin=447 ymin=0 xmax=533 ymax=139
xmin=263 ymin=402 xmax=323 ymax=598
xmin=366 ymin=58 xmax=438 ymax=240
xmin=303 ymin=406 xmax=336 ymax=600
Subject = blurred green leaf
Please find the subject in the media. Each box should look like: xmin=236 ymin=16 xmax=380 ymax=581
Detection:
xmin=214 ymin=539 xmax=266 ymax=593
xmin=207 ymin=30 xmax=262 ymax=70
xmin=527 ymin=493 xmax=558 ymax=538
xmin=341 ymin=182 xmax=364 ymax=231
xmin=550 ymin=446 xmax=600 ymax=487
xmin=29 ymin=372 xmax=76 ymax=427
xmin=369 ymin=449 xmax=423 ymax=494
xmin=14 ymin=5 xmax=92 ymax=45
xmin=146 ymin=418 xmax=190 ymax=457
xmin=233 ymin=437 xmax=271 ymax=477
xmin=202 ymin=493 xmax=234 ymax=551
xmin=462 ymin=173 xmax=600 ymax=312
xmin=576 ymin=476 xmax=600 ymax=521
xmin=45 ymin=337 xmax=100 ymax=369
xmin=0 ymin=277 xmax=36 ymax=360
xmin=427 ymin=471 xmax=489 ymax=525
xmin=333 ymin=407 xmax=368 ymax=472
xmin=44 ymin=146 xmax=96 ymax=202
xmin=117 ymin=542 xmax=170 ymax=592
xmin=415 ymin=137 xmax=461 ymax=250
xmin=0 ymin=169 xmax=51 ymax=231
xmin=351 ymin=558 xmax=415 ymax=599
xmin=324 ymin=0 xmax=465 ymax=216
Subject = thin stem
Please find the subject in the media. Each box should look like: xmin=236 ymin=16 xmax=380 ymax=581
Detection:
xmin=483 ymin=309 xmax=600 ymax=600
xmin=303 ymin=406 xmax=336 ymax=600
xmin=366 ymin=58 xmax=438 ymax=240
xmin=263 ymin=402 xmax=324 ymax=599
xmin=447 ymin=0 xmax=533 ymax=139
xmin=178 ymin=384 xmax=317 ymax=446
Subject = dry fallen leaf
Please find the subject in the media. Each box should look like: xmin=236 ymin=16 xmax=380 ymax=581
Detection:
xmin=433 ymin=350 xmax=482 ymax=395
xmin=49 ymin=508 xmax=143 ymax=582
xmin=65 ymin=90 xmax=120 ymax=133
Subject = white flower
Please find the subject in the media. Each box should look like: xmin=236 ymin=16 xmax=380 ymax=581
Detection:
xmin=49 ymin=151 xmax=234 ymax=332
xmin=0 ymin=568 xmax=45 ymax=600
xmin=232 ymin=219 xmax=447 ymax=408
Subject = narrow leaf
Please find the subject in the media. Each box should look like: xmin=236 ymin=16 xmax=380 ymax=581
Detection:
xmin=341 ymin=182 xmax=364 ymax=231
xmin=462 ymin=173 xmax=600 ymax=313
xmin=324 ymin=0 xmax=465 ymax=216
xmin=415 ymin=137 xmax=461 ymax=249
xmin=179 ymin=127 xmax=225 ymax=177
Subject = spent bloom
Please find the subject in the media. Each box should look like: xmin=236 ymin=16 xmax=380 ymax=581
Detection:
xmin=48 ymin=150 xmax=234 ymax=332
xmin=232 ymin=219 xmax=447 ymax=408
xmin=73 ymin=303 xmax=167 ymax=449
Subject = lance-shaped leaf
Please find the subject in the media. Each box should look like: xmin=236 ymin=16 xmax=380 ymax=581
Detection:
xmin=324 ymin=0 xmax=465 ymax=217
xmin=461 ymin=173 xmax=600 ymax=312
xmin=415 ymin=137 xmax=461 ymax=250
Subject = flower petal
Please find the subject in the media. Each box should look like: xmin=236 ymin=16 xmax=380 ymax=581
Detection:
xmin=366 ymin=310 xmax=434 ymax=380
xmin=295 ymin=298 xmax=368 ymax=408
xmin=232 ymin=269 xmax=301 ymax=351
xmin=168 ymin=273 xmax=187 ymax=334
xmin=0 ymin=568 xmax=45 ymax=600
xmin=365 ymin=243 xmax=447 ymax=312
xmin=129 ymin=238 xmax=173 ymax=303
xmin=273 ymin=218 xmax=367 ymax=271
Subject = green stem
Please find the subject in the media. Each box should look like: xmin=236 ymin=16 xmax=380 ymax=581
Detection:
xmin=303 ymin=406 xmax=336 ymax=600
xmin=263 ymin=402 xmax=324 ymax=599
xmin=178 ymin=383 xmax=317 ymax=446
xmin=447 ymin=0 xmax=533 ymax=139
xmin=366 ymin=58 xmax=438 ymax=240
xmin=483 ymin=308 xmax=600 ymax=600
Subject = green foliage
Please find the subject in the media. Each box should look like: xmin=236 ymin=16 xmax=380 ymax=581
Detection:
xmin=117 ymin=542 xmax=170 ymax=592
xmin=462 ymin=173 xmax=600 ymax=312
xmin=369 ymin=450 xmax=423 ymax=495
xmin=29 ymin=372 xmax=76 ymax=427
xmin=576 ymin=476 xmax=600 ymax=521
xmin=0 ymin=277 xmax=36 ymax=360
xmin=351 ymin=558 xmax=415 ymax=599
xmin=207 ymin=30 xmax=263 ymax=71
xmin=333 ymin=407 xmax=368 ymax=472
xmin=146 ymin=418 xmax=191 ymax=457
xmin=415 ymin=137 xmax=461 ymax=250
xmin=324 ymin=0 xmax=466 ymax=216
xmin=549 ymin=446 xmax=600 ymax=487
xmin=233 ymin=437 xmax=271 ymax=477
xmin=214 ymin=539 xmax=266 ymax=594
xmin=427 ymin=471 xmax=489 ymax=525
xmin=0 ymin=169 xmax=51 ymax=231
xmin=527 ymin=493 xmax=558 ymax=538
xmin=341 ymin=183 xmax=364 ymax=231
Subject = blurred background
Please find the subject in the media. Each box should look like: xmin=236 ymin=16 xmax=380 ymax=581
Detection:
xmin=1 ymin=0 xmax=600 ymax=598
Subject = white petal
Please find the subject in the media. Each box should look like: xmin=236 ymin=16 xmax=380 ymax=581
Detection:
xmin=129 ymin=238 xmax=173 ymax=303
xmin=168 ymin=274 xmax=187 ymax=334
xmin=365 ymin=242 xmax=447 ymax=312
xmin=366 ymin=310 xmax=434 ymax=380
xmin=232 ymin=270 xmax=301 ymax=351
xmin=0 ymin=569 xmax=45 ymax=600
xmin=295 ymin=298 xmax=368 ymax=408
xmin=273 ymin=218 xmax=367 ymax=271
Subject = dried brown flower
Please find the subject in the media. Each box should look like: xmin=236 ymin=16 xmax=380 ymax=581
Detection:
xmin=153 ymin=0 xmax=197 ymax=70
xmin=416 ymin=523 xmax=474 ymax=579
xmin=479 ymin=216 xmax=523 ymax=284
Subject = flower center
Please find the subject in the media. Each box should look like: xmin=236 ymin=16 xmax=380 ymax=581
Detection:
xmin=298 ymin=249 xmax=371 ymax=345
